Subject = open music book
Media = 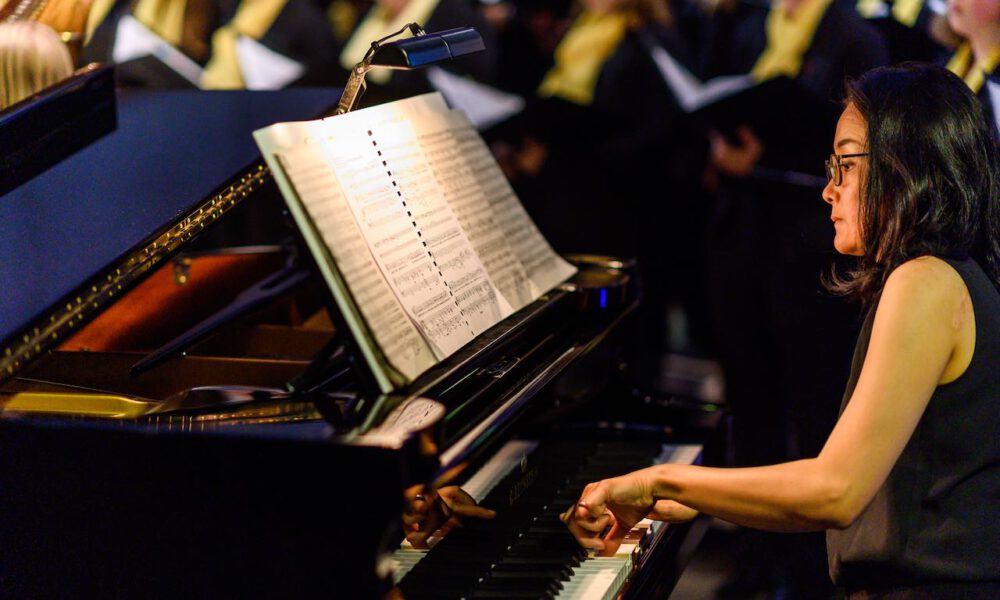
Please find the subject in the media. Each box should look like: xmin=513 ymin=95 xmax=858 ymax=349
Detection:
xmin=112 ymin=15 xmax=304 ymax=90
xmin=254 ymin=93 xmax=576 ymax=391
xmin=644 ymin=40 xmax=755 ymax=114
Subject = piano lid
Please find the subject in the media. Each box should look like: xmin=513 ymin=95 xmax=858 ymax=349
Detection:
xmin=0 ymin=85 xmax=339 ymax=383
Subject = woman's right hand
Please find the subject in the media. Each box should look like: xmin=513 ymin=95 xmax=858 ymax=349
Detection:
xmin=560 ymin=469 xmax=699 ymax=556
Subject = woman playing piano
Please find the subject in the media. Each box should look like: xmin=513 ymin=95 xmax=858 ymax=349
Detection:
xmin=562 ymin=63 xmax=1000 ymax=598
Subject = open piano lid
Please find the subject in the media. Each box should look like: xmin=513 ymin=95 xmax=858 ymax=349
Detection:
xmin=0 ymin=68 xmax=339 ymax=383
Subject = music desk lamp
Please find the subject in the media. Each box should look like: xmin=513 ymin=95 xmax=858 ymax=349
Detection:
xmin=335 ymin=23 xmax=485 ymax=115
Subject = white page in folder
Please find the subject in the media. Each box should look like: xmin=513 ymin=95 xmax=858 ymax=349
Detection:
xmin=645 ymin=42 xmax=754 ymax=113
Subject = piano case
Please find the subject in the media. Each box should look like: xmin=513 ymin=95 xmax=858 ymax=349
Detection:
xmin=0 ymin=68 xmax=719 ymax=599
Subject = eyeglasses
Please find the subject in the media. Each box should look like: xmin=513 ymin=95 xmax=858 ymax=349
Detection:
xmin=824 ymin=152 xmax=869 ymax=186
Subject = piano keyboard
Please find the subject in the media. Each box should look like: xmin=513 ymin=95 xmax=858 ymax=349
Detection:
xmin=388 ymin=439 xmax=702 ymax=599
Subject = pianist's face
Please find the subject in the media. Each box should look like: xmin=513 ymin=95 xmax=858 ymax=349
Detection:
xmin=822 ymin=103 xmax=867 ymax=257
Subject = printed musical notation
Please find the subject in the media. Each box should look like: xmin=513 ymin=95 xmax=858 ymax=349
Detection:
xmin=274 ymin=145 xmax=436 ymax=382
xmin=254 ymin=92 xmax=575 ymax=386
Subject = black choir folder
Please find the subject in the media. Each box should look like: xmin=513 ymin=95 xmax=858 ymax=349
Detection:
xmin=647 ymin=42 xmax=839 ymax=147
xmin=254 ymin=93 xmax=576 ymax=393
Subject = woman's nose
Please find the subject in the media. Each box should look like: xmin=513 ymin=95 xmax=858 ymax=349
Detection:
xmin=821 ymin=178 xmax=836 ymax=205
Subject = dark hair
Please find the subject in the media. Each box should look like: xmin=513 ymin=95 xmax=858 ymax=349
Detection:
xmin=829 ymin=63 xmax=1000 ymax=304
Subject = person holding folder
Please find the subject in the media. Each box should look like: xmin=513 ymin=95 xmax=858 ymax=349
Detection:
xmin=563 ymin=62 xmax=1000 ymax=600
xmin=81 ymin=0 xmax=340 ymax=88
xmin=700 ymin=0 xmax=889 ymax=595
xmin=510 ymin=0 xmax=714 ymax=388
xmin=943 ymin=0 xmax=1000 ymax=133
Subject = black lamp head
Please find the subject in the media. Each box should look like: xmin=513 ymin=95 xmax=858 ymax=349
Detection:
xmin=369 ymin=27 xmax=486 ymax=69
xmin=335 ymin=25 xmax=485 ymax=115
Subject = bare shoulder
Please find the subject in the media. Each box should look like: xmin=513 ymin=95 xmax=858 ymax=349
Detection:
xmin=878 ymin=257 xmax=973 ymax=351
xmin=882 ymin=256 xmax=969 ymax=309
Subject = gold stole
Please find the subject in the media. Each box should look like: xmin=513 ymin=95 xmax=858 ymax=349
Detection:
xmin=84 ymin=0 xmax=185 ymax=46
xmin=751 ymin=0 xmax=832 ymax=82
xmin=85 ymin=0 xmax=116 ymax=43
xmin=338 ymin=0 xmax=441 ymax=85
xmin=536 ymin=10 xmax=630 ymax=106
xmin=200 ymin=0 xmax=289 ymax=89
xmin=946 ymin=42 xmax=1000 ymax=94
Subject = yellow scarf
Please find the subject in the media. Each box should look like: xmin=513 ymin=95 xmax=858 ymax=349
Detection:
xmin=133 ymin=0 xmax=187 ymax=46
xmin=946 ymin=42 xmax=1000 ymax=94
xmin=85 ymin=0 xmax=186 ymax=45
xmin=855 ymin=0 xmax=922 ymax=26
xmin=536 ymin=10 xmax=629 ymax=106
xmin=201 ymin=0 xmax=289 ymax=89
xmin=338 ymin=0 xmax=440 ymax=85
xmin=891 ymin=0 xmax=922 ymax=26
xmin=751 ymin=0 xmax=832 ymax=82
xmin=85 ymin=0 xmax=116 ymax=43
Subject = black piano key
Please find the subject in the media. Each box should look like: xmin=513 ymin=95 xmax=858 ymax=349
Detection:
xmin=465 ymin=589 xmax=552 ymax=600
xmin=490 ymin=564 xmax=573 ymax=581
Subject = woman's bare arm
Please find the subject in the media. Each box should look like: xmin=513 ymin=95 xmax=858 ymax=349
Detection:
xmin=570 ymin=257 xmax=972 ymax=550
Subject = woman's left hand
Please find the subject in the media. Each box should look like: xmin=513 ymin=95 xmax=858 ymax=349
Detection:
xmin=403 ymin=486 xmax=496 ymax=548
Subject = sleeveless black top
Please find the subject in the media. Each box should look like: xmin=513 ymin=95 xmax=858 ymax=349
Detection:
xmin=827 ymin=257 xmax=1000 ymax=591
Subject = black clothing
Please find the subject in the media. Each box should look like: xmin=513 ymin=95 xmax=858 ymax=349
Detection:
xmin=510 ymin=22 xmax=713 ymax=381
xmin=828 ymin=257 xmax=1000 ymax=591
xmin=81 ymin=0 xmax=341 ymax=88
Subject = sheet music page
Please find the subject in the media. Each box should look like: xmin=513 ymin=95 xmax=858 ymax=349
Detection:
xmin=235 ymin=36 xmax=305 ymax=90
xmin=275 ymin=145 xmax=436 ymax=381
xmin=421 ymin=110 xmax=576 ymax=297
xmin=320 ymin=115 xmax=511 ymax=357
xmin=254 ymin=93 xmax=574 ymax=386
xmin=987 ymin=79 xmax=1000 ymax=135
xmin=112 ymin=16 xmax=205 ymax=87
xmin=646 ymin=42 xmax=754 ymax=112
xmin=425 ymin=66 xmax=526 ymax=130
xmin=407 ymin=110 xmax=534 ymax=310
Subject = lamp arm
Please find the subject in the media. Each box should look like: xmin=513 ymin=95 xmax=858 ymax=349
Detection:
xmin=335 ymin=62 xmax=372 ymax=115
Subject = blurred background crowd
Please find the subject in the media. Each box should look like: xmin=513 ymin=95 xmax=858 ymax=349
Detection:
xmin=2 ymin=0 xmax=998 ymax=597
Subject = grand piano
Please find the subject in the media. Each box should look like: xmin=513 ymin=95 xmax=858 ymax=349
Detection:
xmin=0 ymin=66 xmax=721 ymax=599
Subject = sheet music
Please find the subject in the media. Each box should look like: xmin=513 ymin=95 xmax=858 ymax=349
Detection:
xmin=255 ymin=93 xmax=575 ymax=386
xmin=112 ymin=16 xmax=204 ymax=87
xmin=987 ymin=79 xmax=1000 ymax=135
xmin=276 ymin=145 xmax=436 ymax=381
xmin=425 ymin=66 xmax=525 ymax=130
xmin=321 ymin=116 xmax=510 ymax=357
xmin=429 ymin=111 xmax=576 ymax=297
xmin=235 ymin=36 xmax=305 ymax=90
xmin=645 ymin=41 xmax=754 ymax=113
xmin=408 ymin=110 xmax=534 ymax=310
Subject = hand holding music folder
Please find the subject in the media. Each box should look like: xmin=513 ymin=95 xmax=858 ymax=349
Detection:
xmin=647 ymin=41 xmax=839 ymax=170
xmin=690 ymin=75 xmax=840 ymax=152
